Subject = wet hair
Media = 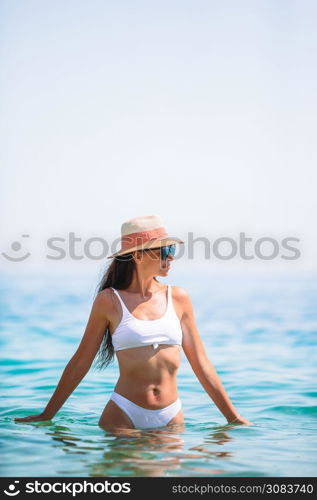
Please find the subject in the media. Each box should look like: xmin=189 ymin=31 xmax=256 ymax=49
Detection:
xmin=91 ymin=252 xmax=160 ymax=371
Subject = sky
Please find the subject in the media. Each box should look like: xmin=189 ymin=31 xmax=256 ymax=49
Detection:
xmin=1 ymin=0 xmax=316 ymax=276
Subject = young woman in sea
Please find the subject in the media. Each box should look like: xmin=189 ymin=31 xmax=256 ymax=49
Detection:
xmin=14 ymin=215 xmax=252 ymax=430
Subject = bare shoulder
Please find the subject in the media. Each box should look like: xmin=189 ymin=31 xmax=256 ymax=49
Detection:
xmin=170 ymin=285 xmax=193 ymax=319
xmin=97 ymin=287 xmax=114 ymax=300
xmin=171 ymin=285 xmax=190 ymax=300
xmin=93 ymin=288 xmax=117 ymax=319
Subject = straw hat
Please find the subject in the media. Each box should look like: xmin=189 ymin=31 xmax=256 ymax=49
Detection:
xmin=107 ymin=214 xmax=184 ymax=259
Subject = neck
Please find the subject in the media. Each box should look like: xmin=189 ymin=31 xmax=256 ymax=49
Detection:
xmin=127 ymin=271 xmax=159 ymax=298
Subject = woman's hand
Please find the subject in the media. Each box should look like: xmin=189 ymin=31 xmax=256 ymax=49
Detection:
xmin=14 ymin=412 xmax=52 ymax=423
xmin=227 ymin=414 xmax=253 ymax=425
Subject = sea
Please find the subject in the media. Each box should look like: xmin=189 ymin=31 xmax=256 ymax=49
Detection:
xmin=1 ymin=265 xmax=316 ymax=477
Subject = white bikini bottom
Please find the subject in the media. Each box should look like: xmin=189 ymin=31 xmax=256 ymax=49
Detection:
xmin=110 ymin=391 xmax=182 ymax=429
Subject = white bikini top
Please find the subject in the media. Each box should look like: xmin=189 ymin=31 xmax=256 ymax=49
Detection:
xmin=110 ymin=285 xmax=183 ymax=351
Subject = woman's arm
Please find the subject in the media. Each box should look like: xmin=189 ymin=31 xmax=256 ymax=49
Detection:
xmin=14 ymin=291 xmax=111 ymax=423
xmin=176 ymin=287 xmax=252 ymax=425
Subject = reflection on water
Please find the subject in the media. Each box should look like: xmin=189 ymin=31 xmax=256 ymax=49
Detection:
xmin=38 ymin=421 xmax=237 ymax=476
xmin=95 ymin=425 xmax=186 ymax=477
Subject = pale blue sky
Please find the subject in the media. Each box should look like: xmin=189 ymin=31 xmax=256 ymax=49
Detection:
xmin=1 ymin=0 xmax=316 ymax=273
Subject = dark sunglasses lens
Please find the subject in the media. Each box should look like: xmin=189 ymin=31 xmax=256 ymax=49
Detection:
xmin=169 ymin=244 xmax=176 ymax=256
xmin=161 ymin=244 xmax=176 ymax=260
xmin=161 ymin=246 xmax=168 ymax=260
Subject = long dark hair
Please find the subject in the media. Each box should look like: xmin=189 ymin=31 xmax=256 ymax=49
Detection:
xmin=91 ymin=252 xmax=159 ymax=371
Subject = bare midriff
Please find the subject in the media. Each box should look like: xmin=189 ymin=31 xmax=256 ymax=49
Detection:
xmin=113 ymin=344 xmax=181 ymax=409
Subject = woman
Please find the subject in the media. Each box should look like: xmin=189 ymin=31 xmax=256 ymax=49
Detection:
xmin=15 ymin=215 xmax=252 ymax=430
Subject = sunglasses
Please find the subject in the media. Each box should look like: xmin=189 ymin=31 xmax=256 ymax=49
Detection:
xmin=143 ymin=244 xmax=176 ymax=260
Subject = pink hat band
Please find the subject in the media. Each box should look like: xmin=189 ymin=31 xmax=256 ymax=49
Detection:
xmin=107 ymin=214 xmax=184 ymax=258
xmin=121 ymin=227 xmax=168 ymax=249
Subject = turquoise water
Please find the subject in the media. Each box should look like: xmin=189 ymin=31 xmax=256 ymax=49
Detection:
xmin=1 ymin=268 xmax=317 ymax=477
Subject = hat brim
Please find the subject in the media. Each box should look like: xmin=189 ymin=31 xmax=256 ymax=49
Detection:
xmin=107 ymin=237 xmax=184 ymax=259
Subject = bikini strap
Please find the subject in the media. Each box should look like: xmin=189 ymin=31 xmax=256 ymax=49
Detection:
xmin=167 ymin=284 xmax=178 ymax=317
xmin=110 ymin=287 xmax=131 ymax=317
xmin=167 ymin=284 xmax=171 ymax=311
xmin=166 ymin=284 xmax=175 ymax=314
